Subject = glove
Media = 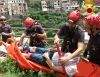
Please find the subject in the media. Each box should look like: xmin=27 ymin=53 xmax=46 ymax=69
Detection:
xmin=20 ymin=45 xmax=30 ymax=53
xmin=23 ymin=46 xmax=30 ymax=52
xmin=83 ymin=49 xmax=89 ymax=58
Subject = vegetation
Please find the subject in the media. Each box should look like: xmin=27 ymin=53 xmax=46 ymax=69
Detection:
xmin=0 ymin=1 xmax=92 ymax=77
xmin=0 ymin=56 xmax=58 ymax=77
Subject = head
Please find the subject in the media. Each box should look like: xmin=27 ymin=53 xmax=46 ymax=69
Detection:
xmin=67 ymin=10 xmax=81 ymax=30
xmin=83 ymin=14 xmax=100 ymax=35
xmin=0 ymin=16 xmax=6 ymax=25
xmin=24 ymin=17 xmax=35 ymax=30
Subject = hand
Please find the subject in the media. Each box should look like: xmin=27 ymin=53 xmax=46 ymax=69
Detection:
xmin=17 ymin=42 xmax=22 ymax=46
xmin=1 ymin=32 xmax=6 ymax=35
xmin=83 ymin=49 xmax=88 ymax=58
xmin=54 ymin=38 xmax=60 ymax=44
xmin=59 ymin=57 xmax=68 ymax=64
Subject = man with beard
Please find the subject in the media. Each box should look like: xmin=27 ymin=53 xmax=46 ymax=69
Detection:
xmin=0 ymin=16 xmax=15 ymax=42
xmin=54 ymin=10 xmax=84 ymax=64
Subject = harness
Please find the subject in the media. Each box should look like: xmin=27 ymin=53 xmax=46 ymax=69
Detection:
xmin=29 ymin=26 xmax=46 ymax=47
xmin=61 ymin=23 xmax=78 ymax=53
xmin=86 ymin=32 xmax=100 ymax=65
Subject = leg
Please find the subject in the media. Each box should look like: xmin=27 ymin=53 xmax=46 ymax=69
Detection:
xmin=30 ymin=53 xmax=48 ymax=66
xmin=35 ymin=47 xmax=48 ymax=54
xmin=43 ymin=52 xmax=63 ymax=73
xmin=22 ymin=53 xmax=31 ymax=59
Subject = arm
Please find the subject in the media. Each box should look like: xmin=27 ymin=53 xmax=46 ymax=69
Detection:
xmin=54 ymin=34 xmax=60 ymax=44
xmin=67 ymin=42 xmax=84 ymax=59
xmin=59 ymin=42 xmax=84 ymax=64
xmin=1 ymin=30 xmax=15 ymax=36
xmin=54 ymin=24 xmax=65 ymax=44
xmin=37 ymin=32 xmax=47 ymax=39
xmin=36 ymin=26 xmax=47 ymax=39
xmin=19 ymin=33 xmax=26 ymax=46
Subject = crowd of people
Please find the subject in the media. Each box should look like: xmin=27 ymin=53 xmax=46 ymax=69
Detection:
xmin=1 ymin=9 xmax=100 ymax=76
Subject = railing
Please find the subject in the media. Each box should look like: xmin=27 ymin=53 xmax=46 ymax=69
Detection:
xmin=12 ymin=27 xmax=89 ymax=44
xmin=12 ymin=27 xmax=59 ymax=31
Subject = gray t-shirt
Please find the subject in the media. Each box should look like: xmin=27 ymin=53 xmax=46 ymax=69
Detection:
xmin=0 ymin=25 xmax=12 ymax=42
xmin=24 ymin=25 xmax=45 ymax=47
xmin=57 ymin=23 xmax=84 ymax=52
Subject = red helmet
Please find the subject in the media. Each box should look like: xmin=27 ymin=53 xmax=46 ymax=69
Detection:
xmin=84 ymin=14 xmax=100 ymax=28
xmin=68 ymin=10 xmax=81 ymax=24
xmin=24 ymin=17 xmax=35 ymax=27
xmin=0 ymin=16 xmax=6 ymax=21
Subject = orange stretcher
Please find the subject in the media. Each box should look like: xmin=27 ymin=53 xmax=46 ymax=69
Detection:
xmin=0 ymin=38 xmax=100 ymax=77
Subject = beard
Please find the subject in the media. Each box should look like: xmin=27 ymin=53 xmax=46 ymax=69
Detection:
xmin=69 ymin=27 xmax=76 ymax=32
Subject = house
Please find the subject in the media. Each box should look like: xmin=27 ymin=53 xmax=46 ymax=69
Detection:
xmin=0 ymin=0 xmax=28 ymax=16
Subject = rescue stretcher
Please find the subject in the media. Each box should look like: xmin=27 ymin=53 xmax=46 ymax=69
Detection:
xmin=0 ymin=38 xmax=100 ymax=77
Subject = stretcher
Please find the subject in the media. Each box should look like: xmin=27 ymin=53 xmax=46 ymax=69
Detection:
xmin=0 ymin=38 xmax=100 ymax=77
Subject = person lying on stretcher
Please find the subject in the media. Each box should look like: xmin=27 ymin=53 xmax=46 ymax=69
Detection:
xmin=0 ymin=38 xmax=100 ymax=77
xmin=0 ymin=38 xmax=82 ymax=76
xmin=18 ymin=45 xmax=81 ymax=77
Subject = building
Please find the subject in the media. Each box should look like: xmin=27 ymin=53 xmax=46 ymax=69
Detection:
xmin=0 ymin=0 xmax=8 ymax=15
xmin=0 ymin=0 xmax=28 ymax=16
xmin=41 ymin=1 xmax=48 ymax=11
xmin=62 ymin=0 xmax=79 ymax=13
xmin=42 ymin=0 xmax=79 ymax=13
xmin=8 ymin=0 xmax=28 ymax=16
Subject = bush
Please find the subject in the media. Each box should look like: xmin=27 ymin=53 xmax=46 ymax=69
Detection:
xmin=10 ymin=22 xmax=23 ymax=27
xmin=47 ymin=30 xmax=54 ymax=38
xmin=0 ymin=56 xmax=58 ymax=77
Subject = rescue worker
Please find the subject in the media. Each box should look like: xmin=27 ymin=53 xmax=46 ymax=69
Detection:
xmin=54 ymin=10 xmax=85 ymax=64
xmin=83 ymin=13 xmax=100 ymax=66
xmin=0 ymin=16 xmax=15 ymax=42
xmin=19 ymin=17 xmax=47 ymax=48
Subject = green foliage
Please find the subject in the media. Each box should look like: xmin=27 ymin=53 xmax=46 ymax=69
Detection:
xmin=27 ymin=2 xmax=68 ymax=29
xmin=47 ymin=30 xmax=55 ymax=38
xmin=14 ymin=29 xmax=23 ymax=35
xmin=95 ymin=8 xmax=100 ymax=13
xmin=10 ymin=22 xmax=22 ymax=27
xmin=0 ymin=56 xmax=17 ymax=73
xmin=0 ymin=56 xmax=58 ymax=77
xmin=28 ymin=2 xmax=42 ymax=10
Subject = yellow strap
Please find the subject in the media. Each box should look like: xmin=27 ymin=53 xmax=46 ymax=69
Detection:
xmin=46 ymin=61 xmax=54 ymax=73
xmin=49 ymin=69 xmax=54 ymax=73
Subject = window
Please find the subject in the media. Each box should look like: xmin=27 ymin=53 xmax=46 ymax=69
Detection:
xmin=19 ymin=4 xmax=21 ymax=6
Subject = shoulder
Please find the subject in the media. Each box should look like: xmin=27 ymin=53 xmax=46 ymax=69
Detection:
xmin=60 ymin=22 xmax=69 ymax=29
xmin=76 ymin=26 xmax=84 ymax=36
xmin=6 ymin=25 xmax=12 ymax=28
xmin=6 ymin=24 xmax=11 ymax=27
xmin=35 ymin=25 xmax=42 ymax=28
xmin=77 ymin=26 xmax=84 ymax=32
xmin=35 ymin=25 xmax=44 ymax=30
xmin=24 ymin=28 xmax=29 ymax=32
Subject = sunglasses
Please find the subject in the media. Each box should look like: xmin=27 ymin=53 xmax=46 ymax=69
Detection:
xmin=68 ymin=19 xmax=74 ymax=24
xmin=0 ymin=19 xmax=6 ymax=21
